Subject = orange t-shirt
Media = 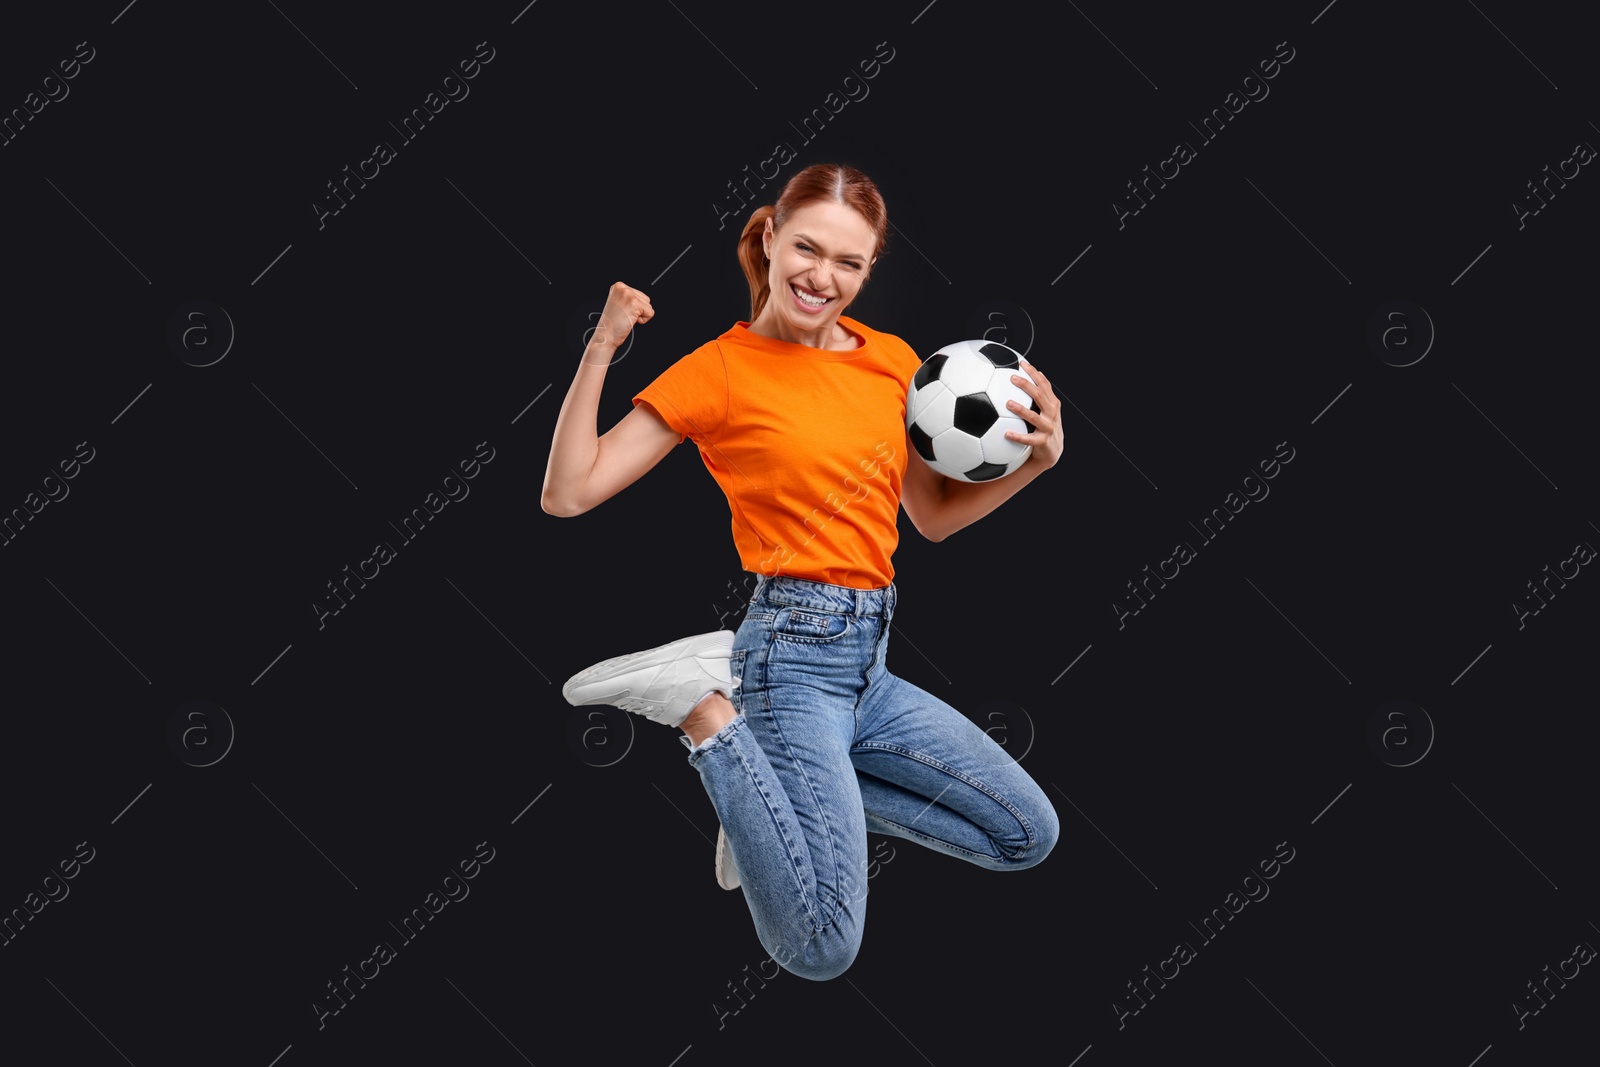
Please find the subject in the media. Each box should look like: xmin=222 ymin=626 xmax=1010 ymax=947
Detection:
xmin=632 ymin=316 xmax=924 ymax=589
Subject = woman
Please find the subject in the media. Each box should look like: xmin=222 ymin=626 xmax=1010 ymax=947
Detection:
xmin=542 ymin=163 xmax=1062 ymax=980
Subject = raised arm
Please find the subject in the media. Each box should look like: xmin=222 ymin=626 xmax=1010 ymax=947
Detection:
xmin=541 ymin=282 xmax=681 ymax=517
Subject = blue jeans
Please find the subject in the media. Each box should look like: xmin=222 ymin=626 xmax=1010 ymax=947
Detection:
xmin=687 ymin=573 xmax=1059 ymax=981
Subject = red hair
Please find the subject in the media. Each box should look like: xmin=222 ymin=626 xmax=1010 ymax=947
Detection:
xmin=737 ymin=163 xmax=889 ymax=320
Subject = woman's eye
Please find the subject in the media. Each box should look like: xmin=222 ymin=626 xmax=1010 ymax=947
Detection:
xmin=797 ymin=243 xmax=813 ymax=253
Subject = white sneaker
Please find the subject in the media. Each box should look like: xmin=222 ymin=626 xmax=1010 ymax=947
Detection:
xmin=562 ymin=630 xmax=736 ymax=729
xmin=716 ymin=824 xmax=740 ymax=890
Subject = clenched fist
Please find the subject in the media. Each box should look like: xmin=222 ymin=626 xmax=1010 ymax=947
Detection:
xmin=589 ymin=281 xmax=654 ymax=357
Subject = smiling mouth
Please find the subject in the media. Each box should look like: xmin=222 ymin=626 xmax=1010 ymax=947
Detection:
xmin=791 ymin=284 xmax=832 ymax=310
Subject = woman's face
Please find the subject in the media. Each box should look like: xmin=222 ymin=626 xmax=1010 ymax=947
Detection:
xmin=763 ymin=200 xmax=878 ymax=329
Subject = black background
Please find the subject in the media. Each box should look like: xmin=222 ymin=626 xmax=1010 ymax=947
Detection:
xmin=1 ymin=2 xmax=1595 ymax=1065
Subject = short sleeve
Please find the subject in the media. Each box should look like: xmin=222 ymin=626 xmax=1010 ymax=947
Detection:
xmin=632 ymin=341 xmax=729 ymax=446
xmin=873 ymin=330 xmax=923 ymax=395
xmin=895 ymin=337 xmax=924 ymax=389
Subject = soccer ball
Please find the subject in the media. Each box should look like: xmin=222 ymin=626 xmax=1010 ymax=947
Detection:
xmin=906 ymin=340 xmax=1040 ymax=482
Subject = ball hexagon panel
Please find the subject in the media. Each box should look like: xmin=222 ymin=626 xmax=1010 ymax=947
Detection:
xmin=937 ymin=348 xmax=995 ymax=397
xmin=988 ymin=373 xmax=1040 ymax=422
xmin=977 ymin=341 xmax=1021 ymax=370
xmin=979 ymin=417 xmax=1031 ymax=466
xmin=930 ymin=426 xmax=985 ymax=473
xmin=908 ymin=380 xmax=955 ymax=436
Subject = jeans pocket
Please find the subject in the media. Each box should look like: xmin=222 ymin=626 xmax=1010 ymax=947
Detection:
xmin=771 ymin=606 xmax=853 ymax=643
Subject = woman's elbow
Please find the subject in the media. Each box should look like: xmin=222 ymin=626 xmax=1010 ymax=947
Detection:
xmin=910 ymin=513 xmax=945 ymax=542
xmin=541 ymin=491 xmax=588 ymax=517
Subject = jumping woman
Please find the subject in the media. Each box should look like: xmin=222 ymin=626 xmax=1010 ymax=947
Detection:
xmin=542 ymin=163 xmax=1062 ymax=980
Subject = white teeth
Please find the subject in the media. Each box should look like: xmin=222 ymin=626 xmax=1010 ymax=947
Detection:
xmin=792 ymin=285 xmax=828 ymax=306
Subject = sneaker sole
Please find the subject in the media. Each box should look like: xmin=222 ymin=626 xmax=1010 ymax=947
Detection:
xmin=716 ymin=824 xmax=740 ymax=890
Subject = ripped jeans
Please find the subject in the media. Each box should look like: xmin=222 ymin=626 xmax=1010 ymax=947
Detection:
xmin=687 ymin=573 xmax=1059 ymax=980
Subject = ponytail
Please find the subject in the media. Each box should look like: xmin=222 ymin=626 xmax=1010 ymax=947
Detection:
xmin=738 ymin=205 xmax=776 ymax=320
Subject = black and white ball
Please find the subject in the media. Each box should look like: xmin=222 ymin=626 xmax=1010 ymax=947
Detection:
xmin=906 ymin=340 xmax=1040 ymax=482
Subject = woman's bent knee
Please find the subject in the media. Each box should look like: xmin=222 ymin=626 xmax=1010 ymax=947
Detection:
xmin=769 ymin=920 xmax=862 ymax=982
xmin=788 ymin=941 xmax=860 ymax=981
xmin=1009 ymin=794 xmax=1060 ymax=870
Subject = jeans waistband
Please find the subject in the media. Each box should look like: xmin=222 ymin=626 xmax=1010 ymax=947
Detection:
xmin=750 ymin=573 xmax=896 ymax=618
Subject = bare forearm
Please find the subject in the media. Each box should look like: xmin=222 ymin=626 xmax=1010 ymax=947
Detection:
xmin=541 ymin=338 xmax=617 ymax=511
xmin=932 ymin=451 xmax=1052 ymax=540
